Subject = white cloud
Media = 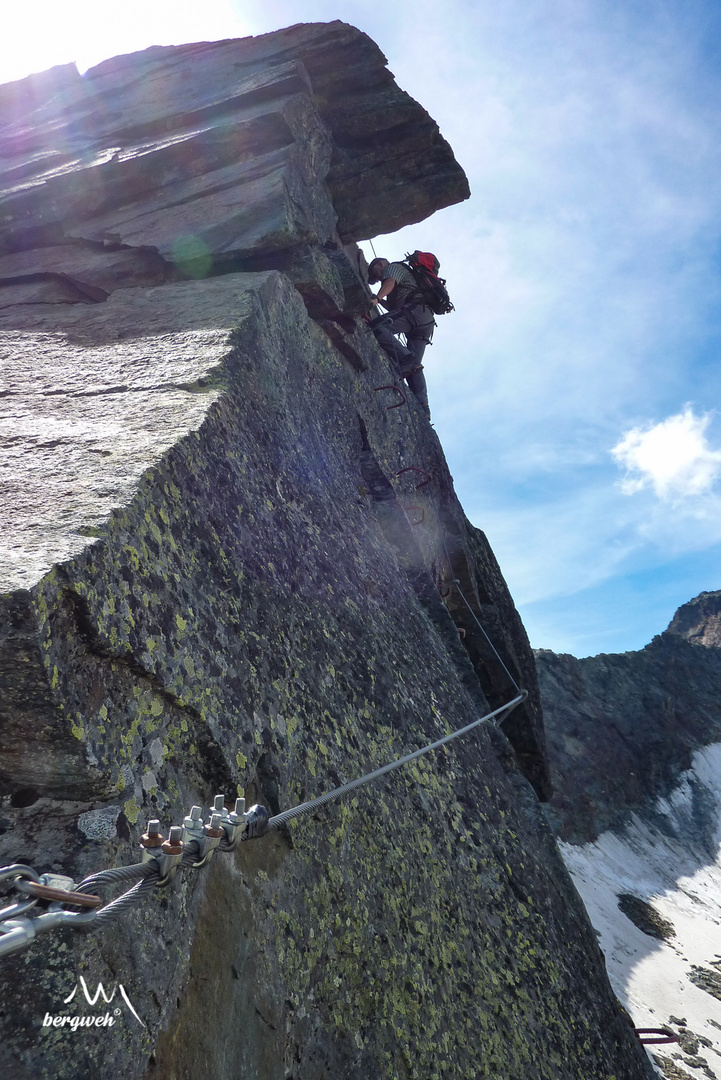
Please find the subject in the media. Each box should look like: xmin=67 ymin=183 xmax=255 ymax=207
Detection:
xmin=612 ymin=406 xmax=721 ymax=502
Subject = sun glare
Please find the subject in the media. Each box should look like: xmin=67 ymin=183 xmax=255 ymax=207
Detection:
xmin=0 ymin=0 xmax=250 ymax=85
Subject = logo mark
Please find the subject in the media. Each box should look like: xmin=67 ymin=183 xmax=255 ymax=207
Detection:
xmin=62 ymin=977 xmax=145 ymax=1026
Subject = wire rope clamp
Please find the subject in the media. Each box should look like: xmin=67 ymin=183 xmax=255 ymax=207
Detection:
xmin=156 ymin=827 xmax=184 ymax=885
xmin=182 ymin=805 xmax=205 ymax=846
xmin=200 ymin=813 xmax=225 ymax=863
xmin=183 ymin=805 xmax=224 ymax=867
xmin=140 ymin=819 xmax=183 ymax=885
xmin=212 ymin=795 xmax=248 ymax=849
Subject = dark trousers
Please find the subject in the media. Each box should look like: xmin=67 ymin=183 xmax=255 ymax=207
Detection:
xmin=372 ymin=306 xmax=434 ymax=409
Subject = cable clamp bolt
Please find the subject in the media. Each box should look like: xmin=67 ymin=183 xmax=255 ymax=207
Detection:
xmin=140 ymin=820 xmax=165 ymax=865
xmin=213 ymin=795 xmax=247 ymax=848
xmin=182 ymin=806 xmax=205 ymax=846
xmin=156 ymin=827 xmax=184 ymax=886
xmin=187 ymin=807 xmax=224 ymax=867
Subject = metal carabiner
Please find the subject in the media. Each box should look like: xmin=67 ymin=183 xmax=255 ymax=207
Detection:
xmin=0 ymin=906 xmax=100 ymax=960
xmin=0 ymin=897 xmax=39 ymax=921
xmin=14 ymin=879 xmax=101 ymax=908
xmin=0 ymin=865 xmax=42 ymax=924
xmin=0 ymin=864 xmax=41 ymax=887
xmin=0 ymin=917 xmax=38 ymax=959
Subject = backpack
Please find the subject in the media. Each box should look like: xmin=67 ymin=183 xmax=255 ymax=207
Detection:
xmin=404 ymin=251 xmax=454 ymax=315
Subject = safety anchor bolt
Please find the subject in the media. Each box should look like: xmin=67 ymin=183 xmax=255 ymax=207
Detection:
xmin=402 ymin=504 xmax=425 ymax=526
xmin=373 ymin=385 xmax=407 ymax=409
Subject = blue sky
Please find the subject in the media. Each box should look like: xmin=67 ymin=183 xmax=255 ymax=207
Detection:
xmin=3 ymin=1 xmax=721 ymax=657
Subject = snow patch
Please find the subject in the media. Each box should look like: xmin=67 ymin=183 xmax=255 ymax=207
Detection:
xmin=559 ymin=743 xmax=721 ymax=1079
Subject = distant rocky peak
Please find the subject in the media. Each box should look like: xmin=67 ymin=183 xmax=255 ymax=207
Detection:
xmin=665 ymin=590 xmax=721 ymax=648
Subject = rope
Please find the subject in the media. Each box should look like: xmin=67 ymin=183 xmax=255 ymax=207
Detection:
xmin=269 ymin=693 xmax=525 ymax=829
xmin=1 ymin=447 xmax=528 ymax=958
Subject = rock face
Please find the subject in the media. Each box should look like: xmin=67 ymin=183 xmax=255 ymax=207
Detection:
xmin=537 ymin=595 xmax=721 ymax=1075
xmin=0 ymin=23 xmax=653 ymax=1080
xmin=537 ymin=591 xmax=721 ymax=845
xmin=666 ymin=590 xmax=721 ymax=649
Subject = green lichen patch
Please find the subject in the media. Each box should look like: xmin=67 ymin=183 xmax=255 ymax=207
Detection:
xmin=1 ymin=271 xmax=647 ymax=1080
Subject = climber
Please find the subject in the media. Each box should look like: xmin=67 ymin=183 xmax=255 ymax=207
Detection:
xmin=367 ymin=256 xmax=434 ymax=419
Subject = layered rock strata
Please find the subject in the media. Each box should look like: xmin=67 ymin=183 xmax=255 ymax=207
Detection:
xmin=0 ymin=23 xmax=653 ymax=1080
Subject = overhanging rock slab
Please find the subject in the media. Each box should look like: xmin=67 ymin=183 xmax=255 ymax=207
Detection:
xmin=0 ymin=23 xmax=653 ymax=1080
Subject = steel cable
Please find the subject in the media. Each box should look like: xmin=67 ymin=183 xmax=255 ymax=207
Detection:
xmin=89 ymin=874 xmax=160 ymax=929
xmin=0 ymin=694 xmax=526 ymax=955
xmin=76 ymin=862 xmax=156 ymax=894
xmin=440 ymin=535 xmax=522 ymax=695
xmin=453 ymin=585 xmax=522 ymax=695
xmin=269 ymin=693 xmax=525 ymax=829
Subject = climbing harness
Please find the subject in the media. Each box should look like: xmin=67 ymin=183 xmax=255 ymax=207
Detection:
xmin=0 ymin=693 xmax=525 ymax=961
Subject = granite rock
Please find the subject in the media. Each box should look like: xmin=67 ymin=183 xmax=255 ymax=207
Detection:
xmin=537 ymin=591 xmax=721 ymax=844
xmin=667 ymin=590 xmax=721 ymax=649
xmin=0 ymin=272 xmax=651 ymax=1080
xmin=0 ymin=23 xmax=653 ymax=1080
